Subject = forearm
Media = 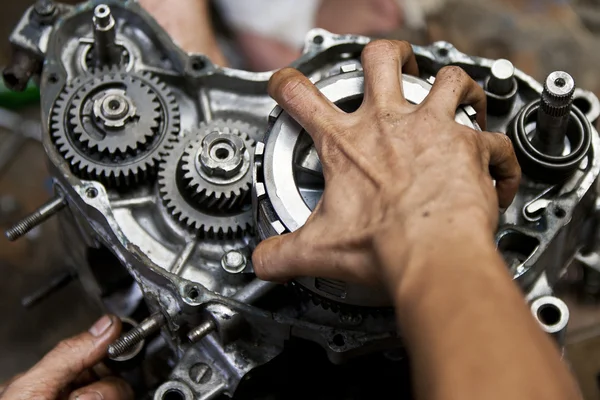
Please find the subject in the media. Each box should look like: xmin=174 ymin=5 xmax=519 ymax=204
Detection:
xmin=138 ymin=0 xmax=228 ymax=65
xmin=379 ymin=225 xmax=580 ymax=400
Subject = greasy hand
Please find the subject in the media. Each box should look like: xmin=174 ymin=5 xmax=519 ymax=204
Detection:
xmin=253 ymin=40 xmax=520 ymax=289
xmin=0 ymin=315 xmax=133 ymax=400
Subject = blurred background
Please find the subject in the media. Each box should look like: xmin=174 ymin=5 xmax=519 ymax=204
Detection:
xmin=2 ymin=0 xmax=600 ymax=398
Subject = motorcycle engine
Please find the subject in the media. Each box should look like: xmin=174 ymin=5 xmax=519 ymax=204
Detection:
xmin=4 ymin=1 xmax=600 ymax=399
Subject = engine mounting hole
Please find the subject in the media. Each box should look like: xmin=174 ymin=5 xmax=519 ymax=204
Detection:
xmin=554 ymin=207 xmax=566 ymax=218
xmin=313 ymin=35 xmax=324 ymax=45
xmin=332 ymin=334 xmax=345 ymax=347
xmin=86 ymin=187 xmax=98 ymax=198
xmin=537 ymin=304 xmax=561 ymax=326
xmin=163 ymin=389 xmax=185 ymax=400
xmin=437 ymin=47 xmax=449 ymax=57
xmin=191 ymin=59 xmax=206 ymax=71
xmin=187 ymin=286 xmax=200 ymax=300
xmin=48 ymin=73 xmax=58 ymax=84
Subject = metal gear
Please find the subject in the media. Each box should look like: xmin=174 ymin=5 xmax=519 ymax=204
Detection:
xmin=158 ymin=126 xmax=255 ymax=238
xmin=180 ymin=120 xmax=256 ymax=211
xmin=70 ymin=73 xmax=160 ymax=154
xmin=50 ymin=68 xmax=179 ymax=186
xmin=289 ymin=281 xmax=393 ymax=318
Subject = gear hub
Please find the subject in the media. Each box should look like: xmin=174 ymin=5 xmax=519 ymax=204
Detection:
xmin=158 ymin=119 xmax=257 ymax=237
xmin=50 ymin=68 xmax=179 ymax=186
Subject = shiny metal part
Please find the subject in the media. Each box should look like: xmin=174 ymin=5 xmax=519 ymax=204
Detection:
xmin=108 ymin=312 xmax=165 ymax=359
xmin=93 ymin=5 xmax=119 ymax=65
xmin=530 ymin=296 xmax=570 ymax=347
xmin=5 ymin=195 xmax=66 ymax=241
xmin=220 ymin=250 xmax=246 ymax=274
xmin=533 ymin=71 xmax=576 ymax=156
xmin=487 ymin=59 xmax=515 ymax=95
xmin=188 ymin=279 xmax=277 ymax=344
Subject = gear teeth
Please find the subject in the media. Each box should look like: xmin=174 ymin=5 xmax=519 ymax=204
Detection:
xmin=49 ymin=68 xmax=179 ymax=187
xmin=157 ymin=131 xmax=253 ymax=239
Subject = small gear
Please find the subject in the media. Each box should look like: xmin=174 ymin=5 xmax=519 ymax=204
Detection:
xmin=158 ymin=124 xmax=255 ymax=238
xmin=50 ymin=68 xmax=179 ymax=186
xmin=180 ymin=120 xmax=256 ymax=211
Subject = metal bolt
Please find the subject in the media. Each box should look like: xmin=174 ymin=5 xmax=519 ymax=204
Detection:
xmin=533 ymin=71 xmax=576 ymax=156
xmin=34 ymin=0 xmax=56 ymax=17
xmin=107 ymin=313 xmax=165 ymax=359
xmin=221 ymin=250 xmax=246 ymax=273
xmin=189 ymin=363 xmax=212 ymax=384
xmin=5 ymin=195 xmax=66 ymax=241
xmin=487 ymin=59 xmax=515 ymax=96
xmin=187 ymin=319 xmax=216 ymax=343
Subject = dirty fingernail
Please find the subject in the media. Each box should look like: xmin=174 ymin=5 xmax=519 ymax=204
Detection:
xmin=76 ymin=392 xmax=103 ymax=400
xmin=89 ymin=315 xmax=113 ymax=337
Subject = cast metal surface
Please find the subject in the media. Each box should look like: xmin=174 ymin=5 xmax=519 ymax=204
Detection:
xmin=5 ymin=1 xmax=600 ymax=399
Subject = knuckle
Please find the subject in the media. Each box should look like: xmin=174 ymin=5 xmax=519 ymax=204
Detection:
xmin=438 ymin=65 xmax=468 ymax=82
xmin=268 ymin=68 xmax=303 ymax=99
xmin=362 ymin=39 xmax=398 ymax=59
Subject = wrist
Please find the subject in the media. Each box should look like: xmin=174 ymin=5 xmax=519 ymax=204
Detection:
xmin=375 ymin=211 xmax=500 ymax=301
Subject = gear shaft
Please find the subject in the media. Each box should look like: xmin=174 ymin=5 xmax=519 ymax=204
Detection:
xmin=532 ymin=71 xmax=575 ymax=156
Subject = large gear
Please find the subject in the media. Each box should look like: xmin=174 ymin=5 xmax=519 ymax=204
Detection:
xmin=158 ymin=122 xmax=255 ymax=238
xmin=180 ymin=120 xmax=256 ymax=211
xmin=50 ymin=68 xmax=179 ymax=186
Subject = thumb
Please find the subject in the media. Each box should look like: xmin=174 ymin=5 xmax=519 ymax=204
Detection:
xmin=2 ymin=315 xmax=122 ymax=400
xmin=253 ymin=232 xmax=311 ymax=282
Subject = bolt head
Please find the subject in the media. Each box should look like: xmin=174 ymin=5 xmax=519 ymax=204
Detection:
xmin=189 ymin=363 xmax=212 ymax=384
xmin=221 ymin=250 xmax=246 ymax=273
xmin=199 ymin=132 xmax=245 ymax=178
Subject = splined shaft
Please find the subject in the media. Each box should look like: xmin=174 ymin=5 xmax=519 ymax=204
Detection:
xmin=533 ymin=71 xmax=576 ymax=156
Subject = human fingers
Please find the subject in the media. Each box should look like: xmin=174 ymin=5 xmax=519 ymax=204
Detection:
xmin=0 ymin=373 xmax=24 ymax=396
xmin=1 ymin=315 xmax=121 ymax=400
xmin=253 ymin=228 xmax=377 ymax=284
xmin=68 ymin=377 xmax=134 ymax=400
xmin=479 ymin=132 xmax=521 ymax=208
xmin=422 ymin=66 xmax=487 ymax=129
xmin=360 ymin=40 xmax=419 ymax=107
xmin=268 ymin=68 xmax=343 ymax=146
xmin=252 ymin=232 xmax=315 ymax=282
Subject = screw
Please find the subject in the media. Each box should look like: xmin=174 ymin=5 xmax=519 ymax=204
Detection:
xmin=107 ymin=313 xmax=165 ymax=358
xmin=187 ymin=319 xmax=216 ymax=343
xmin=221 ymin=250 xmax=246 ymax=273
xmin=34 ymin=0 xmax=56 ymax=17
xmin=5 ymin=195 xmax=65 ymax=241
xmin=189 ymin=363 xmax=212 ymax=384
